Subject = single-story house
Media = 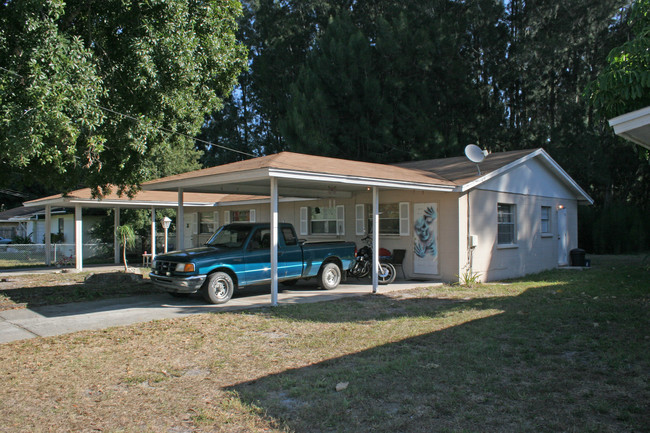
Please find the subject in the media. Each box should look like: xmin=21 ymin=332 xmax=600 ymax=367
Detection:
xmin=21 ymin=148 xmax=592 ymax=305
xmin=141 ymin=148 xmax=593 ymax=300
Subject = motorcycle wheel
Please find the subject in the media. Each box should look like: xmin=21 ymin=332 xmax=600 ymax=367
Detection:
xmin=378 ymin=262 xmax=396 ymax=285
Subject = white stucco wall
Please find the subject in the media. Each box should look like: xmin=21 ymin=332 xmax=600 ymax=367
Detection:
xmin=463 ymin=157 xmax=582 ymax=281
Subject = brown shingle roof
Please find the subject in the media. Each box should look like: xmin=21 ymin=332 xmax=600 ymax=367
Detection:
xmin=394 ymin=149 xmax=538 ymax=185
xmin=144 ymin=152 xmax=457 ymax=188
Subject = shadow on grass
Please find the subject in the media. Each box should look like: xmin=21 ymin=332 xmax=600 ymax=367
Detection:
xmin=0 ymin=272 xmax=159 ymax=308
xmin=229 ymin=264 xmax=650 ymax=432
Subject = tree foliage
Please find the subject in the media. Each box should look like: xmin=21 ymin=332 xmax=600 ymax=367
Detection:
xmin=0 ymin=0 xmax=247 ymax=196
xmin=586 ymin=0 xmax=650 ymax=119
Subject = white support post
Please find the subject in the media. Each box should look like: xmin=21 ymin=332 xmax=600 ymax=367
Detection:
xmin=372 ymin=187 xmax=379 ymax=293
xmin=45 ymin=205 xmax=52 ymax=266
xmin=151 ymin=207 xmax=156 ymax=260
xmin=75 ymin=204 xmax=83 ymax=271
xmin=114 ymin=207 xmax=121 ymax=264
xmin=270 ymin=177 xmax=279 ymax=307
xmin=177 ymin=188 xmax=184 ymax=250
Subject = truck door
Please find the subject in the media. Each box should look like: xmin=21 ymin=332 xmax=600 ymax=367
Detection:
xmin=244 ymin=228 xmax=271 ymax=284
xmin=280 ymin=226 xmax=303 ymax=278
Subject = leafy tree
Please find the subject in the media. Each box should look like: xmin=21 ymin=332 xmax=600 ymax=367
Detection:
xmin=586 ymin=0 xmax=650 ymax=119
xmin=0 ymin=0 xmax=247 ymax=196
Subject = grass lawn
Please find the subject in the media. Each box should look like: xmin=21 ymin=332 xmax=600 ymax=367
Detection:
xmin=0 ymin=255 xmax=648 ymax=432
xmin=0 ymin=269 xmax=156 ymax=309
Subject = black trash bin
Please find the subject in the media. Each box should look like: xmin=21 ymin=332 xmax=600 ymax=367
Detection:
xmin=570 ymin=248 xmax=586 ymax=267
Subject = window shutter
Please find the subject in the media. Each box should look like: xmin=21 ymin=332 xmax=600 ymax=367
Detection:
xmin=224 ymin=211 xmax=230 ymax=224
xmin=336 ymin=205 xmax=345 ymax=235
xmin=299 ymin=207 xmax=308 ymax=236
xmin=249 ymin=209 xmax=256 ymax=222
xmin=213 ymin=211 xmax=219 ymax=230
xmin=355 ymin=204 xmax=365 ymax=235
xmin=192 ymin=213 xmax=198 ymax=235
xmin=399 ymin=202 xmax=410 ymax=236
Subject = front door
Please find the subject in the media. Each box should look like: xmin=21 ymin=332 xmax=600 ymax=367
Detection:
xmin=557 ymin=207 xmax=569 ymax=266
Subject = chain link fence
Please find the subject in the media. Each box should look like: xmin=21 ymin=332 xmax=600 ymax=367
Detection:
xmin=0 ymin=243 xmax=113 ymax=268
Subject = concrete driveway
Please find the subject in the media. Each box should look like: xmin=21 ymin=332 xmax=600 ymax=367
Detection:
xmin=0 ymin=278 xmax=440 ymax=344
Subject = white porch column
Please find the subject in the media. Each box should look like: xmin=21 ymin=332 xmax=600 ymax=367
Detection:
xmin=270 ymin=177 xmax=279 ymax=306
xmin=114 ymin=207 xmax=121 ymax=264
xmin=151 ymin=207 xmax=156 ymax=260
xmin=75 ymin=204 xmax=83 ymax=271
xmin=44 ymin=205 xmax=52 ymax=266
xmin=177 ymin=188 xmax=184 ymax=250
xmin=372 ymin=187 xmax=379 ymax=293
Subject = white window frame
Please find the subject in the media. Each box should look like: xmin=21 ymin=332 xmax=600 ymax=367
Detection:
xmin=541 ymin=206 xmax=552 ymax=235
xmin=497 ymin=203 xmax=517 ymax=246
xmin=300 ymin=205 xmax=345 ymax=236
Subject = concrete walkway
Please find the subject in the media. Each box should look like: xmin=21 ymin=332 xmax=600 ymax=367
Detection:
xmin=0 ymin=278 xmax=441 ymax=344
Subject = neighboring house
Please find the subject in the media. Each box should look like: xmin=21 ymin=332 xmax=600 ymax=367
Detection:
xmin=0 ymin=206 xmax=101 ymax=245
xmin=609 ymin=106 xmax=650 ymax=149
xmin=145 ymin=148 xmax=593 ymax=283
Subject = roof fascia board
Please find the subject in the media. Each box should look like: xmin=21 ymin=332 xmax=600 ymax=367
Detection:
xmin=457 ymin=149 xmax=594 ymax=204
xmin=608 ymin=106 xmax=650 ymax=132
xmin=268 ymin=168 xmax=455 ymax=192
xmin=142 ymin=168 xmax=271 ymax=191
xmin=26 ymin=199 xmax=217 ymax=208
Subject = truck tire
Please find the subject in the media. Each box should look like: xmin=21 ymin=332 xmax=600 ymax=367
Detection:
xmin=319 ymin=262 xmax=342 ymax=290
xmin=202 ymin=272 xmax=234 ymax=304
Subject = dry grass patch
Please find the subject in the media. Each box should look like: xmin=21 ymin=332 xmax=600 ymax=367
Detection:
xmin=0 ymin=256 xmax=648 ymax=432
xmin=0 ymin=270 xmax=156 ymax=310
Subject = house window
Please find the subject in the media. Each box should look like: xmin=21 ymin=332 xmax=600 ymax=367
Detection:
xmin=199 ymin=212 xmax=215 ymax=234
xmin=541 ymin=206 xmax=551 ymax=234
xmin=229 ymin=210 xmax=255 ymax=222
xmin=366 ymin=203 xmax=401 ymax=235
xmin=300 ymin=206 xmax=344 ymax=235
xmin=58 ymin=218 xmax=64 ymax=234
xmin=497 ymin=203 xmax=516 ymax=245
xmin=310 ymin=207 xmax=338 ymax=235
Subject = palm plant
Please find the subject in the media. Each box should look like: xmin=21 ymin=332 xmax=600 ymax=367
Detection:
xmin=116 ymin=225 xmax=136 ymax=271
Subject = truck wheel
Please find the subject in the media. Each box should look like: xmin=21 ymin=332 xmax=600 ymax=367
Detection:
xmin=202 ymin=272 xmax=234 ymax=304
xmin=319 ymin=262 xmax=342 ymax=290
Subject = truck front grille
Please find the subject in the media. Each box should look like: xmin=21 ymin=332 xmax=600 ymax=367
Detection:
xmin=153 ymin=260 xmax=176 ymax=274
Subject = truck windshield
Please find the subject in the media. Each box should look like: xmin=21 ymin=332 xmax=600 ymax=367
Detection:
xmin=205 ymin=225 xmax=251 ymax=249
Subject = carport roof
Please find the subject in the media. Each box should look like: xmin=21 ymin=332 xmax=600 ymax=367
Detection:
xmin=23 ymin=187 xmax=266 ymax=208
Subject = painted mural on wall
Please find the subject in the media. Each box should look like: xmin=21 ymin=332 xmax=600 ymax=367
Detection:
xmin=413 ymin=203 xmax=438 ymax=275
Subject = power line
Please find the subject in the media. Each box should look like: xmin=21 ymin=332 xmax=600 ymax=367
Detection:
xmin=0 ymin=66 xmax=256 ymax=158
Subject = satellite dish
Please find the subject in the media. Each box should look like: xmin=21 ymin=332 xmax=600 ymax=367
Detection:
xmin=465 ymin=144 xmax=485 ymax=163
xmin=464 ymin=144 xmax=486 ymax=175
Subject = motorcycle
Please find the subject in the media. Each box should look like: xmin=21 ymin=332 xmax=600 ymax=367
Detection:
xmin=348 ymin=235 xmax=397 ymax=284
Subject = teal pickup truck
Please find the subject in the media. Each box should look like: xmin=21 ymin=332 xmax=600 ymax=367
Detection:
xmin=150 ymin=222 xmax=356 ymax=304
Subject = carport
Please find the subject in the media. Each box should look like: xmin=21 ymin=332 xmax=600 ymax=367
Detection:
xmin=142 ymin=152 xmax=455 ymax=305
xmin=22 ymin=189 xmax=260 ymax=270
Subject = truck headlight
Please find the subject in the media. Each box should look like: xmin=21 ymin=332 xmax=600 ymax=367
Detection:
xmin=175 ymin=263 xmax=195 ymax=273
